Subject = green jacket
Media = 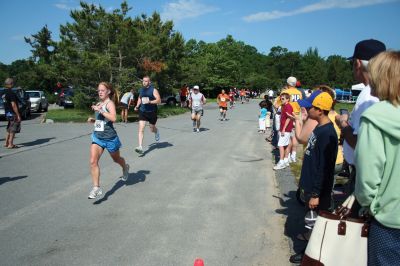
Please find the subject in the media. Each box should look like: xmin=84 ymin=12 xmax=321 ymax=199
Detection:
xmin=355 ymin=101 xmax=400 ymax=229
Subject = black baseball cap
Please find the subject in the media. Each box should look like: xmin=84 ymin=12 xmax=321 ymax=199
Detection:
xmin=348 ymin=39 xmax=386 ymax=61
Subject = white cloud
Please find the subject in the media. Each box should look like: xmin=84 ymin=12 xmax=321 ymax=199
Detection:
xmin=243 ymin=0 xmax=398 ymax=22
xmin=54 ymin=3 xmax=72 ymax=10
xmin=200 ymin=31 xmax=219 ymax=36
xmin=10 ymin=35 xmax=26 ymax=41
xmin=161 ymin=0 xmax=219 ymax=22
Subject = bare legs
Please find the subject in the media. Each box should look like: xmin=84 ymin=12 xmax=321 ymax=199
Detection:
xmin=138 ymin=120 xmax=158 ymax=148
xmin=89 ymin=144 xmax=126 ymax=188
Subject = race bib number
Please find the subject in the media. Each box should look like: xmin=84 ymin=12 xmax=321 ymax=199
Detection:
xmin=193 ymin=102 xmax=200 ymax=107
xmin=220 ymin=97 xmax=226 ymax=102
xmin=94 ymin=120 xmax=105 ymax=132
xmin=142 ymin=97 xmax=150 ymax=104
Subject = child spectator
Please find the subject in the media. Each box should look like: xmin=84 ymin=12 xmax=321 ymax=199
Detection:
xmin=273 ymin=93 xmax=294 ymax=170
xmin=289 ymin=92 xmax=338 ymax=263
xmin=299 ymin=92 xmax=338 ymax=211
xmin=258 ymin=101 xmax=268 ymax=133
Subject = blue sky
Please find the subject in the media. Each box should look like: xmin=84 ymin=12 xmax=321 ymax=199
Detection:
xmin=1 ymin=0 xmax=399 ymax=64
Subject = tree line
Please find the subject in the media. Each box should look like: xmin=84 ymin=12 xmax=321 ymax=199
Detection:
xmin=0 ymin=1 xmax=353 ymax=97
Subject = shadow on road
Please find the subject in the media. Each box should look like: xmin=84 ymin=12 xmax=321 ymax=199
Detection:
xmin=140 ymin=141 xmax=173 ymax=156
xmin=274 ymin=192 xmax=307 ymax=254
xmin=0 ymin=175 xmax=28 ymax=186
xmin=19 ymin=137 xmax=56 ymax=147
xmin=93 ymin=170 xmax=150 ymax=205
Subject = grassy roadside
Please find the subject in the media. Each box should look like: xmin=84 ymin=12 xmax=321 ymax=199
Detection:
xmin=46 ymin=105 xmax=190 ymax=123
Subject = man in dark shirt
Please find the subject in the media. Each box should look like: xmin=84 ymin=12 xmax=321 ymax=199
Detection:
xmin=3 ymin=78 xmax=21 ymax=148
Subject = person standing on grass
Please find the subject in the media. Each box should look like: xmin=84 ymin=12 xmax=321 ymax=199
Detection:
xmin=120 ymin=88 xmax=135 ymax=123
xmin=189 ymin=85 xmax=206 ymax=133
xmin=134 ymin=76 xmax=161 ymax=154
xmin=87 ymin=82 xmax=129 ymax=199
xmin=3 ymin=78 xmax=21 ymax=149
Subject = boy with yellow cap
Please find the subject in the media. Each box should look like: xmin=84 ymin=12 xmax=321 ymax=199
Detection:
xmin=289 ymin=92 xmax=338 ymax=263
xmin=299 ymin=92 xmax=338 ymax=212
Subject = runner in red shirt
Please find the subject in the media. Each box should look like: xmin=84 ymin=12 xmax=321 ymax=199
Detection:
xmin=229 ymin=88 xmax=235 ymax=109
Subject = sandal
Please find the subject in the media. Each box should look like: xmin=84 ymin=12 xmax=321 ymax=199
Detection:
xmin=7 ymin=145 xmax=19 ymax=149
xmin=296 ymin=231 xmax=311 ymax=241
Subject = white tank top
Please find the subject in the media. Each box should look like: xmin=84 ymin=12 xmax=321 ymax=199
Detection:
xmin=191 ymin=92 xmax=204 ymax=110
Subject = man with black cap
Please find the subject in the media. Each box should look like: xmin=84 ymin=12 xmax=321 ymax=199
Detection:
xmin=335 ymin=39 xmax=386 ymax=213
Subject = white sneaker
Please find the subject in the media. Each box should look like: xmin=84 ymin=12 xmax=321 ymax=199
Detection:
xmin=196 ymin=128 xmax=200 ymax=133
xmin=135 ymin=146 xmax=143 ymax=154
xmin=285 ymin=161 xmax=290 ymax=167
xmin=273 ymin=161 xmax=287 ymax=170
xmin=88 ymin=187 xmax=103 ymax=199
xmin=291 ymin=155 xmax=297 ymax=163
xmin=155 ymin=130 xmax=160 ymax=142
xmin=122 ymin=164 xmax=129 ymax=181
xmin=288 ymin=157 xmax=293 ymax=163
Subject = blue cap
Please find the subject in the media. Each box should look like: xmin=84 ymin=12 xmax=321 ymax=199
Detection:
xmin=297 ymin=90 xmax=322 ymax=108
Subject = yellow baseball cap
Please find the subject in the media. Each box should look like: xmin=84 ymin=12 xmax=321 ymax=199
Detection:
xmin=312 ymin=92 xmax=333 ymax=111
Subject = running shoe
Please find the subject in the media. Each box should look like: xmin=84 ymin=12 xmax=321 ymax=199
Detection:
xmin=122 ymin=164 xmax=130 ymax=181
xmin=155 ymin=130 xmax=160 ymax=142
xmin=291 ymin=155 xmax=297 ymax=163
xmin=88 ymin=187 xmax=103 ymax=199
xmin=135 ymin=146 xmax=143 ymax=154
xmin=273 ymin=161 xmax=287 ymax=170
xmin=196 ymin=128 xmax=200 ymax=133
xmin=193 ymin=128 xmax=197 ymax=132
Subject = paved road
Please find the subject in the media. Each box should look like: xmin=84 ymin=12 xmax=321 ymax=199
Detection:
xmin=0 ymin=100 xmax=290 ymax=266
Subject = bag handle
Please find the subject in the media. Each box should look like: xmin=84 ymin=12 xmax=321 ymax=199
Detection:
xmin=333 ymin=194 xmax=355 ymax=218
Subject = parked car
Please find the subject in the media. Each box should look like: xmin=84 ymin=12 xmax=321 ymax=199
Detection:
xmin=0 ymin=87 xmax=31 ymax=120
xmin=26 ymin=90 xmax=49 ymax=112
xmin=57 ymin=88 xmax=74 ymax=108
xmin=161 ymin=93 xmax=181 ymax=106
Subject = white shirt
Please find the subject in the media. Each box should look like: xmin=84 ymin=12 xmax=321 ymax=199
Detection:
xmin=343 ymin=85 xmax=379 ymax=164
xmin=190 ymin=92 xmax=204 ymax=110
xmin=120 ymin=92 xmax=134 ymax=104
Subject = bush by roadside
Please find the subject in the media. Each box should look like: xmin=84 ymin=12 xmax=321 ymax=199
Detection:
xmin=46 ymin=105 xmax=189 ymax=123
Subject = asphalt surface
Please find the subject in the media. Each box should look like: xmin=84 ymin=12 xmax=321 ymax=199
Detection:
xmin=0 ymin=101 xmax=292 ymax=266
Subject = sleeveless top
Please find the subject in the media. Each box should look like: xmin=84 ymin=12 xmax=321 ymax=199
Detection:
xmin=93 ymin=100 xmax=117 ymax=139
xmin=139 ymin=86 xmax=157 ymax=112
xmin=190 ymin=92 xmax=204 ymax=111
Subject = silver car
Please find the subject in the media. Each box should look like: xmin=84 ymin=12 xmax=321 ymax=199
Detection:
xmin=26 ymin=90 xmax=49 ymax=112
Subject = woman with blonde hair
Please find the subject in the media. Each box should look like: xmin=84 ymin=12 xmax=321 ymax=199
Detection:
xmin=87 ymin=82 xmax=130 ymax=199
xmin=355 ymin=51 xmax=400 ymax=265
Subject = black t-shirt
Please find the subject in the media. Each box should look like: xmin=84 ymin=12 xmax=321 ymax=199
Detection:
xmin=4 ymin=89 xmax=19 ymax=115
xmin=299 ymin=122 xmax=338 ymax=196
